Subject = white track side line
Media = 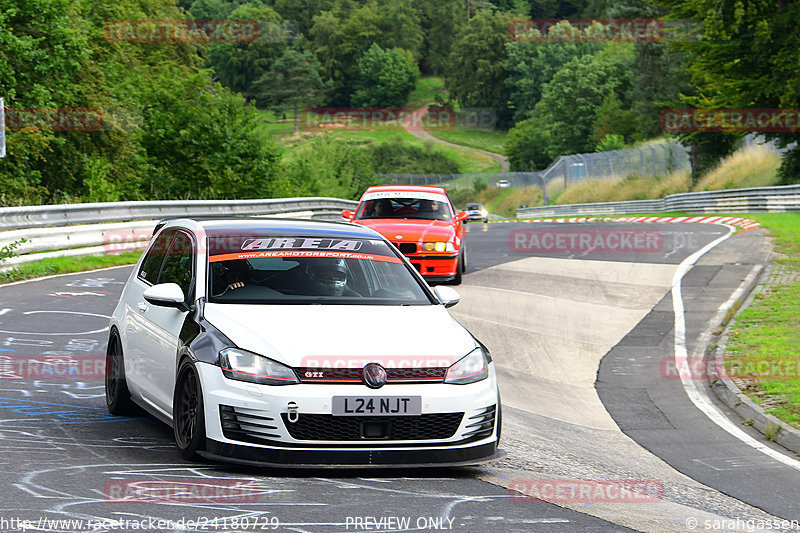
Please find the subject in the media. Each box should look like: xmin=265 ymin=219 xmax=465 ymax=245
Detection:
xmin=672 ymin=225 xmax=800 ymax=472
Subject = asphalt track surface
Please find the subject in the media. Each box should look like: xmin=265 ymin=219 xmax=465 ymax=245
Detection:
xmin=0 ymin=221 xmax=797 ymax=532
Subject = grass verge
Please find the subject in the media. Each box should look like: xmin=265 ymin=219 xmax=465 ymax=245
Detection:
xmin=426 ymin=126 xmax=508 ymax=155
xmin=0 ymin=252 xmax=141 ymax=284
xmin=407 ymin=76 xmax=447 ymax=107
xmin=723 ymin=213 xmax=800 ymax=429
xmin=692 ymin=144 xmax=781 ymax=191
xmin=554 ymin=170 xmax=691 ymax=205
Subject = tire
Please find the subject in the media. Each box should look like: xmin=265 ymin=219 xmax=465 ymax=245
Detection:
xmin=451 ymin=252 xmax=463 ymax=285
xmin=173 ymin=358 xmax=206 ymax=461
xmin=496 ymin=397 xmax=502 ymax=445
xmin=105 ymin=331 xmax=137 ymax=416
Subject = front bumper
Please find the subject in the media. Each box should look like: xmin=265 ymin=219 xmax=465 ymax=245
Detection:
xmin=407 ymin=254 xmax=459 ymax=280
xmin=195 ymin=361 xmax=500 ymax=467
xmin=200 ymin=440 xmax=504 ymax=468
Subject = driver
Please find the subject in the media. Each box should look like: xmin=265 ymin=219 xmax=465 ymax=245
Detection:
xmin=213 ymin=259 xmax=250 ymax=297
xmin=372 ymin=199 xmax=392 ymax=218
xmin=304 ymin=258 xmax=360 ymax=297
xmin=420 ymin=199 xmax=446 ymax=218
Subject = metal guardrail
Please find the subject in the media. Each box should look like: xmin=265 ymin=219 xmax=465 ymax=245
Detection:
xmin=0 ymin=198 xmax=357 ymax=267
xmin=0 ymin=197 xmax=357 ymax=231
xmin=516 ymin=184 xmax=800 ymax=218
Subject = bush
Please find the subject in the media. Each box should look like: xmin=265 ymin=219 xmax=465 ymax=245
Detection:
xmin=505 ymin=116 xmax=551 ymax=171
xmin=0 ymin=239 xmax=26 ymax=265
xmin=351 ymin=44 xmax=419 ymax=108
xmin=280 ymin=138 xmax=379 ymax=200
xmin=368 ymin=139 xmax=459 ymax=174
xmin=595 ymin=134 xmax=627 ymax=152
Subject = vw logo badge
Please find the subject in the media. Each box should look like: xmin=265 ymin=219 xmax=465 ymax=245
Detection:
xmin=362 ymin=363 xmax=387 ymax=389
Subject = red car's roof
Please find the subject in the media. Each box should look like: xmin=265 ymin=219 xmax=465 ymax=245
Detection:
xmin=362 ymin=185 xmax=448 ymax=196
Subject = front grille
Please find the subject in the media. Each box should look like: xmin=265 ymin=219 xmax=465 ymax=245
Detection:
xmin=393 ymin=242 xmax=417 ymax=255
xmin=220 ymin=405 xmax=280 ymax=443
xmin=281 ymin=412 xmax=464 ymax=441
xmin=462 ymin=404 xmax=496 ymax=440
xmin=296 ymin=367 xmax=447 ymax=383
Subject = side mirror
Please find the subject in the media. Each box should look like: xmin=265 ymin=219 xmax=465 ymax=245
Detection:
xmin=434 ymin=286 xmax=461 ymax=308
xmin=144 ymin=283 xmax=190 ymax=311
xmin=455 ymin=211 xmax=469 ymax=223
xmin=342 ymin=209 xmax=354 ymax=221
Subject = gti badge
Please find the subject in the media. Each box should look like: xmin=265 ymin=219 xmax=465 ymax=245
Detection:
xmin=362 ymin=363 xmax=387 ymax=389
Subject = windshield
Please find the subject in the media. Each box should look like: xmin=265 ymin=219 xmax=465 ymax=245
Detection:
xmin=466 ymin=204 xmax=482 ymax=210
xmin=355 ymin=197 xmax=452 ymax=221
xmin=206 ymin=234 xmax=433 ymax=305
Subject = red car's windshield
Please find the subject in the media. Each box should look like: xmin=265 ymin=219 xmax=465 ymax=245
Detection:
xmin=355 ymin=197 xmax=452 ymax=221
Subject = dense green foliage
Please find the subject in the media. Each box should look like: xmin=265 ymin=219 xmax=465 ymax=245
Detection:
xmin=351 ymin=44 xmax=419 ymax=108
xmin=368 ymin=138 xmax=459 ymax=175
xmin=0 ymin=0 xmax=282 ymax=205
xmin=2 ymin=0 xmax=799 ymax=206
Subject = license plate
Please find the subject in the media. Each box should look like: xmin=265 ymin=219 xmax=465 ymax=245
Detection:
xmin=332 ymin=396 xmax=421 ymax=416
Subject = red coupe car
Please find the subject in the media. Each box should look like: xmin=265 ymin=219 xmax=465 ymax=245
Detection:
xmin=343 ymin=185 xmax=469 ymax=284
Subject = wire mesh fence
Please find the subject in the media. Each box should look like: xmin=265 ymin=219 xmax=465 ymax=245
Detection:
xmin=379 ymin=142 xmax=691 ymax=201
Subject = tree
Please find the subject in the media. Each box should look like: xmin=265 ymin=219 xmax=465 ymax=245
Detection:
xmin=280 ymin=137 xmax=378 ymax=199
xmin=505 ymin=115 xmax=552 ymax=171
xmin=272 ymin=0 xmax=334 ymax=35
xmin=595 ymin=133 xmax=627 ymax=152
xmin=378 ymin=0 xmax=424 ymax=61
xmin=444 ymin=10 xmax=513 ymax=126
xmin=420 ymin=0 xmax=465 ymax=74
xmin=310 ymin=1 xmax=384 ymax=106
xmin=536 ymin=46 xmax=633 ymax=157
xmin=591 ymin=93 xmax=636 ymax=146
xmin=258 ymin=49 xmax=330 ymax=133
xmin=504 ymin=26 xmax=600 ymax=122
xmin=659 ymin=0 xmax=800 ymax=182
xmin=187 ymin=0 xmax=238 ymax=20
xmin=351 ymin=44 xmax=419 ymax=108
xmin=0 ymin=0 xmax=285 ymax=205
xmin=207 ymin=3 xmax=289 ymax=103
xmin=606 ymin=0 xmax=691 ymax=141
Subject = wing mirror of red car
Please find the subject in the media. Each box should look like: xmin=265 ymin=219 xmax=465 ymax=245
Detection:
xmin=341 ymin=209 xmax=354 ymax=220
xmin=455 ymin=211 xmax=469 ymax=223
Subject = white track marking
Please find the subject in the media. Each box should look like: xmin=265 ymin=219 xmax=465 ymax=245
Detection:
xmin=672 ymin=225 xmax=800 ymax=472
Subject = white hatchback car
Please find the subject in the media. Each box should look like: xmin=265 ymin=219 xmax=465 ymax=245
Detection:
xmin=106 ymin=217 xmax=502 ymax=467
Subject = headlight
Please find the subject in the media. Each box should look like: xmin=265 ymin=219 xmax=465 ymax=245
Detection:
xmin=422 ymin=241 xmax=456 ymax=252
xmin=444 ymin=347 xmax=489 ymax=384
xmin=219 ymin=348 xmax=298 ymax=385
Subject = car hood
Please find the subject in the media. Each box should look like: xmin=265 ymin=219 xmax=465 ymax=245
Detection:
xmin=355 ymin=219 xmax=455 ymax=242
xmin=203 ymin=303 xmax=476 ymax=368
